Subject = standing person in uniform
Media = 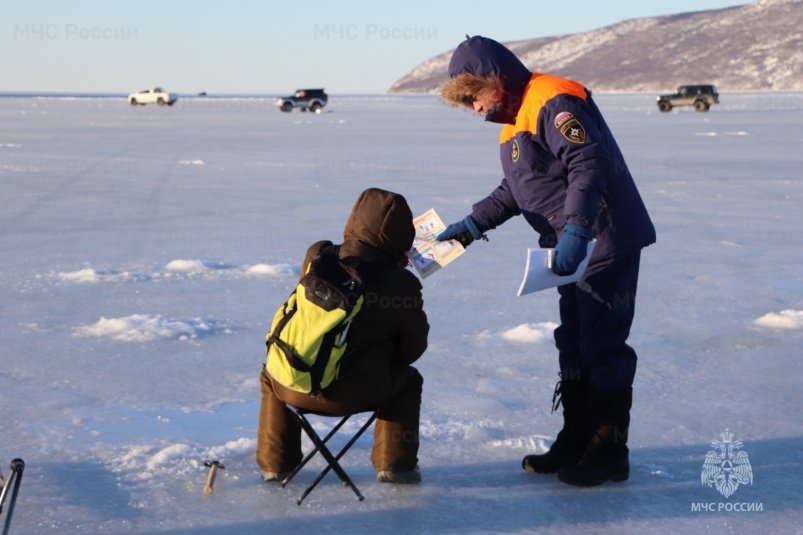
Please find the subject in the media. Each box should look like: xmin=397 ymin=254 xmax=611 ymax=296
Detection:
xmin=257 ymin=188 xmax=429 ymax=484
xmin=437 ymin=36 xmax=655 ymax=486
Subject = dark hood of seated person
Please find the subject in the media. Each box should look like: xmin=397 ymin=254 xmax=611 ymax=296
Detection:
xmin=339 ymin=187 xmax=415 ymax=273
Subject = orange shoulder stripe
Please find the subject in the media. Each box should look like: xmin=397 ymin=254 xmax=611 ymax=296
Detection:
xmin=499 ymin=73 xmax=587 ymax=144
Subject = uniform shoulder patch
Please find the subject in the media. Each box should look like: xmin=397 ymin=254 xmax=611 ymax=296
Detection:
xmin=554 ymin=111 xmax=586 ymax=144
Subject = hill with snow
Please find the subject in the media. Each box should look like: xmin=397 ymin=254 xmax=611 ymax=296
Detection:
xmin=389 ymin=0 xmax=803 ymax=93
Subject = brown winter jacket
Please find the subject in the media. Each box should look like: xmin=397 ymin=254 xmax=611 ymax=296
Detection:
xmin=294 ymin=188 xmax=428 ymax=402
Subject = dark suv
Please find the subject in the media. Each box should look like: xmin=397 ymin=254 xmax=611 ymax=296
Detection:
xmin=275 ymin=88 xmax=328 ymax=113
xmin=656 ymin=85 xmax=719 ymax=112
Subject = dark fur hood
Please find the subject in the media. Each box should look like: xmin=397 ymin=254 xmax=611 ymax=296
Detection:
xmin=441 ymin=35 xmax=532 ymax=124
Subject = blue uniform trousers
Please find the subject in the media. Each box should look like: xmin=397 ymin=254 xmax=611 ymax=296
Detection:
xmin=554 ymin=253 xmax=641 ymax=390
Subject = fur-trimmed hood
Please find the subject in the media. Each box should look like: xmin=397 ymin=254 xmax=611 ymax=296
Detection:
xmin=440 ymin=73 xmax=504 ymax=109
xmin=440 ymin=35 xmax=531 ymax=124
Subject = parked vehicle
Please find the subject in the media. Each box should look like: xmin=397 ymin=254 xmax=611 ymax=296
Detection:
xmin=656 ymin=85 xmax=719 ymax=112
xmin=274 ymin=89 xmax=328 ymax=113
xmin=128 ymin=87 xmax=178 ymax=106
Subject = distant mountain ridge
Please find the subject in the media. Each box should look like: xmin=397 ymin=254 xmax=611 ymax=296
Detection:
xmin=389 ymin=0 xmax=803 ymax=93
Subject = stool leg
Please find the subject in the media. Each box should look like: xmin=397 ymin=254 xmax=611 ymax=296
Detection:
xmin=282 ymin=411 xmax=378 ymax=505
xmin=295 ymin=416 xmax=363 ymax=505
xmin=281 ymin=413 xmax=350 ymax=488
xmin=297 ymin=412 xmax=377 ymax=505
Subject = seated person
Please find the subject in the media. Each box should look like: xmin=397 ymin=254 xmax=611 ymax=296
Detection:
xmin=256 ymin=187 xmax=429 ymax=484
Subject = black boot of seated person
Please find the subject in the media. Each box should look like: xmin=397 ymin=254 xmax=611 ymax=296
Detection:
xmin=558 ymin=387 xmax=632 ymax=486
xmin=522 ymin=379 xmax=593 ymax=474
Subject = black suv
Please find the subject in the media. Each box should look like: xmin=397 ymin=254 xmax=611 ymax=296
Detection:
xmin=656 ymin=85 xmax=719 ymax=112
xmin=275 ymin=88 xmax=328 ymax=113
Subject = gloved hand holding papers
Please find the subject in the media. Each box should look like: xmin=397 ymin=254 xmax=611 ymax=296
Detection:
xmin=407 ymin=209 xmax=466 ymax=278
xmin=516 ymin=241 xmax=596 ymax=296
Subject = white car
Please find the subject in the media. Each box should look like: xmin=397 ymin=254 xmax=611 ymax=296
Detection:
xmin=128 ymin=87 xmax=177 ymax=106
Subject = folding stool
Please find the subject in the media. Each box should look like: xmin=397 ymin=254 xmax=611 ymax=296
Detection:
xmin=281 ymin=407 xmax=377 ymax=505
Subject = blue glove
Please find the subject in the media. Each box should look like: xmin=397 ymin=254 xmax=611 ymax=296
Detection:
xmin=437 ymin=215 xmax=486 ymax=247
xmin=552 ymin=224 xmax=593 ymax=276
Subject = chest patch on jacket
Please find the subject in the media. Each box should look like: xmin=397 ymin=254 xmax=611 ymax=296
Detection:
xmin=555 ymin=111 xmax=586 ymax=144
xmin=511 ymin=139 xmax=520 ymax=162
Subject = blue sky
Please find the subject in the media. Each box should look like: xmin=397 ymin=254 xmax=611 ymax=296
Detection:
xmin=2 ymin=0 xmax=748 ymax=94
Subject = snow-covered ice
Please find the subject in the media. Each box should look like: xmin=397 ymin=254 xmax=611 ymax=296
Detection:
xmin=1 ymin=93 xmax=802 ymax=534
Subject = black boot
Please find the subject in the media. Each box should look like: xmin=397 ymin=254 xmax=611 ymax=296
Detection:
xmin=522 ymin=378 xmax=593 ymax=474
xmin=558 ymin=387 xmax=632 ymax=486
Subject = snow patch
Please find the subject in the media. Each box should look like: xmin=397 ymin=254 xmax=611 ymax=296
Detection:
xmin=104 ymin=437 xmax=256 ymax=481
xmin=753 ymin=309 xmax=803 ymax=330
xmin=74 ymin=314 xmax=233 ymax=342
xmin=419 ymin=417 xmax=500 ymax=441
xmin=500 ymin=322 xmax=559 ymax=343
xmin=490 ymin=434 xmax=552 ymax=452
xmin=165 ymin=259 xmax=296 ymax=278
xmin=165 ymin=259 xmax=206 ymax=273
xmin=244 ymin=263 xmax=296 ymax=277
xmin=110 ymin=444 xmax=154 ymax=474
xmin=146 ymin=443 xmax=192 ymax=471
xmin=57 ymin=267 xmax=151 ymax=283
xmin=206 ymin=437 xmax=256 ymax=459
xmin=695 ymin=131 xmax=750 ymax=137
xmin=58 ymin=267 xmax=109 ymax=283
xmin=177 ymin=159 xmax=204 ymax=165
xmin=55 ymin=260 xmax=298 ymax=283
xmin=0 ymin=163 xmax=39 ymax=172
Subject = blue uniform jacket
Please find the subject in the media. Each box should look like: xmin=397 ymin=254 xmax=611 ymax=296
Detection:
xmin=450 ymin=36 xmax=656 ymax=261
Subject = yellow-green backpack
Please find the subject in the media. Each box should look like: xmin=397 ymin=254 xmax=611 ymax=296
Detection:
xmin=265 ymin=246 xmax=364 ymax=394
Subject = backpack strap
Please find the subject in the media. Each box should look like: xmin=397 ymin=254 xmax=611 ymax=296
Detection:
xmin=266 ymin=302 xmax=316 ymax=374
xmin=308 ymin=329 xmax=338 ymax=395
